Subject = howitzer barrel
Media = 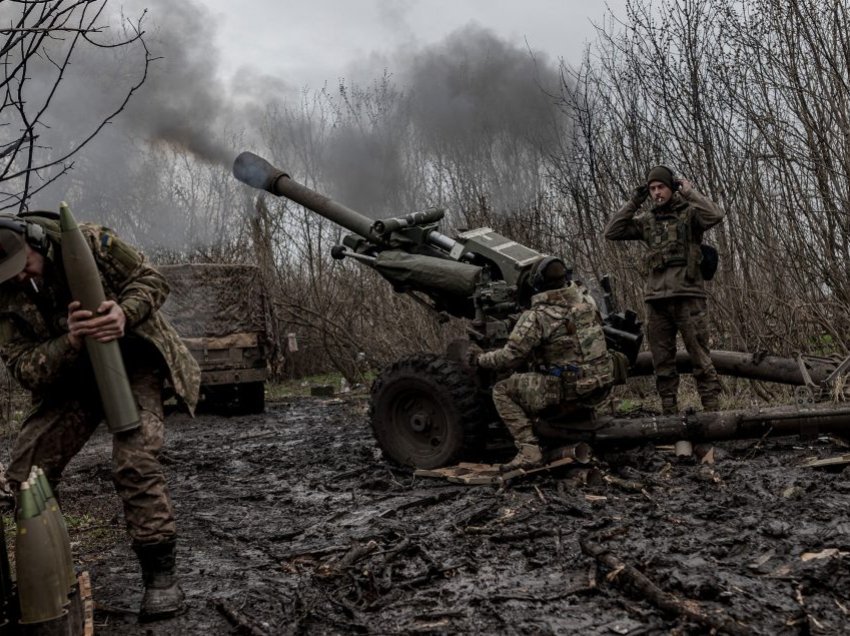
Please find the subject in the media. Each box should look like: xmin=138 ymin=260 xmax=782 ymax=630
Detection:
xmin=631 ymin=350 xmax=837 ymax=385
xmin=233 ymin=151 xmax=376 ymax=239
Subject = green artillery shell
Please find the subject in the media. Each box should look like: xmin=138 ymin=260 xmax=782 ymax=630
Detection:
xmin=16 ymin=482 xmax=65 ymax=624
xmin=59 ymin=202 xmax=140 ymax=433
xmin=28 ymin=474 xmax=71 ymax=601
xmin=36 ymin=469 xmax=76 ymax=591
xmin=23 ymin=476 xmax=70 ymax=608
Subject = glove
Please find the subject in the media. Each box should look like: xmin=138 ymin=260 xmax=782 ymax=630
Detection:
xmin=630 ymin=184 xmax=649 ymax=206
xmin=464 ymin=343 xmax=483 ymax=370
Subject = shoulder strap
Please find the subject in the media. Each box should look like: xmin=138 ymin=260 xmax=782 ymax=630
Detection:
xmin=19 ymin=210 xmax=60 ymax=221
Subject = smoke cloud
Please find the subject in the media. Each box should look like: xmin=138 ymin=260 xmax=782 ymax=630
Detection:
xmin=405 ymin=24 xmax=560 ymax=155
xmin=19 ymin=0 xmax=239 ymax=248
xmin=11 ymin=0 xmax=564 ymax=249
xmin=119 ymin=0 xmax=233 ymax=166
xmin=315 ymin=24 xmax=563 ymax=219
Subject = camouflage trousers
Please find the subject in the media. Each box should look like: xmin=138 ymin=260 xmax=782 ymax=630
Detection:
xmin=6 ymin=346 xmax=176 ymax=545
xmin=492 ymin=372 xmax=611 ymax=447
xmin=646 ymin=297 xmax=721 ymax=406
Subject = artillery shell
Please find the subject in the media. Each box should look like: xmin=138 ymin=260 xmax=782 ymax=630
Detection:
xmin=59 ymin=202 xmax=139 ymax=433
xmin=36 ymin=469 xmax=76 ymax=590
xmin=16 ymin=482 xmax=65 ymax=624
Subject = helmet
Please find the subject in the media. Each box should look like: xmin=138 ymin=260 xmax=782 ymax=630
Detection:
xmin=530 ymin=256 xmax=570 ymax=293
xmin=0 ymin=216 xmax=47 ymax=284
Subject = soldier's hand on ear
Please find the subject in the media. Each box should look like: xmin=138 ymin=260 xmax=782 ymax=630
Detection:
xmin=677 ymin=178 xmax=693 ymax=195
xmin=630 ymin=184 xmax=649 ymax=206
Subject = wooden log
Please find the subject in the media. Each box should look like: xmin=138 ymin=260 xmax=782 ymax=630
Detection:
xmin=580 ymin=536 xmax=748 ymax=635
xmin=213 ymin=599 xmax=270 ymax=636
xmin=79 ymin=572 xmax=94 ymax=636
xmin=336 ymin=540 xmax=379 ymax=569
xmin=631 ymin=350 xmax=837 ymax=385
xmin=561 ymin=405 xmax=850 ymax=445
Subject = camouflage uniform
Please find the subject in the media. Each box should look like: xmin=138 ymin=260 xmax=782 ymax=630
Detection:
xmin=604 ymin=188 xmax=725 ymax=410
xmin=0 ymin=216 xmax=200 ymax=545
xmin=478 ymin=282 xmax=614 ymax=448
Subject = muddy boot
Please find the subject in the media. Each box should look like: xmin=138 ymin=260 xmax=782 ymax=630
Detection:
xmin=500 ymin=443 xmax=543 ymax=472
xmin=701 ymin=396 xmax=720 ymax=412
xmin=134 ymin=539 xmax=186 ymax=623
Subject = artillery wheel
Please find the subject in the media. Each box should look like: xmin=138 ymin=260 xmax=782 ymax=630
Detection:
xmin=370 ymin=354 xmax=484 ymax=469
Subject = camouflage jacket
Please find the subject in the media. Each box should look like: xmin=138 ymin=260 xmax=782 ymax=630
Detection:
xmin=478 ymin=283 xmax=613 ymax=393
xmin=0 ymin=216 xmax=200 ymax=412
xmin=604 ymin=189 xmax=725 ymax=301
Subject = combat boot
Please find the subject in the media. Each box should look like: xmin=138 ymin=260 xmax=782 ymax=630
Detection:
xmin=701 ymin=396 xmax=720 ymax=412
xmin=500 ymin=443 xmax=544 ymax=472
xmin=133 ymin=539 xmax=186 ymax=623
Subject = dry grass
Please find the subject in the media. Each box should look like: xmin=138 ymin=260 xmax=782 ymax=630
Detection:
xmin=830 ymin=373 xmax=849 ymax=403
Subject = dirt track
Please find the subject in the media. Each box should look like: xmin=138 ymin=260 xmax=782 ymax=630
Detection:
xmin=54 ymin=394 xmax=850 ymax=635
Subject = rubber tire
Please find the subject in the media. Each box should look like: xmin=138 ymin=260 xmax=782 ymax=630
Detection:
xmin=237 ymin=382 xmax=265 ymax=414
xmin=369 ymin=353 xmax=484 ymax=469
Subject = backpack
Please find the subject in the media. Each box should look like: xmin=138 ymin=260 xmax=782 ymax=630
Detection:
xmin=700 ymin=244 xmax=719 ymax=281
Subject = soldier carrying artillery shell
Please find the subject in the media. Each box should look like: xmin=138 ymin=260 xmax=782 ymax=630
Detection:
xmin=0 ymin=209 xmax=200 ymax=622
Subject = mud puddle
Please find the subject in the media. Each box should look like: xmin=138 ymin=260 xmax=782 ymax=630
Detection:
xmin=52 ymin=395 xmax=850 ymax=634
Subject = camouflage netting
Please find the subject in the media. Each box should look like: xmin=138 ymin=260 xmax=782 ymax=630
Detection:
xmin=158 ymin=264 xmax=270 ymax=338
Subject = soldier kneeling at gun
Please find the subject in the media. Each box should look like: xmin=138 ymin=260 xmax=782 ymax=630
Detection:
xmin=470 ymin=257 xmax=615 ymax=471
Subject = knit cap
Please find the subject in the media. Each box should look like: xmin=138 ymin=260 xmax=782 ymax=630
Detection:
xmin=646 ymin=165 xmax=675 ymax=190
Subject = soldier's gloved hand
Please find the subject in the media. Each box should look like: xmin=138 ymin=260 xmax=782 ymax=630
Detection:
xmin=630 ymin=184 xmax=649 ymax=206
xmin=464 ymin=343 xmax=483 ymax=370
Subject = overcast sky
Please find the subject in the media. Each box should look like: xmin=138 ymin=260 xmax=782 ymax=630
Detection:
xmin=12 ymin=0 xmax=635 ymax=232
xmin=200 ymin=0 xmax=629 ymax=90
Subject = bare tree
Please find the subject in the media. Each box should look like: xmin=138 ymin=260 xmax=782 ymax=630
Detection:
xmin=552 ymin=0 xmax=850 ymax=357
xmin=0 ymin=0 xmax=150 ymax=211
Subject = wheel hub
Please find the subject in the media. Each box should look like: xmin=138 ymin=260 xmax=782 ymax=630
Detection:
xmin=409 ymin=410 xmax=431 ymax=433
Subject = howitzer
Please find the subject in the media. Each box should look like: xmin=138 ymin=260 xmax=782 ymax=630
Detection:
xmin=234 ymin=151 xmax=642 ymax=352
xmin=233 ymin=151 xmax=850 ymax=469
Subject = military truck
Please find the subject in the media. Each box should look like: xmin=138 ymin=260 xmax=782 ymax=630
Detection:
xmin=159 ymin=263 xmax=274 ymax=414
xmin=232 ymin=151 xmax=850 ymax=468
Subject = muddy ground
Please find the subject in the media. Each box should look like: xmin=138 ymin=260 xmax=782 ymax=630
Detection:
xmin=34 ymin=393 xmax=850 ymax=635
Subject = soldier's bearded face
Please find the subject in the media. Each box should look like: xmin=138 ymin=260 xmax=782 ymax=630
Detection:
xmin=649 ymin=181 xmax=673 ymax=205
xmin=14 ymin=246 xmax=44 ymax=285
